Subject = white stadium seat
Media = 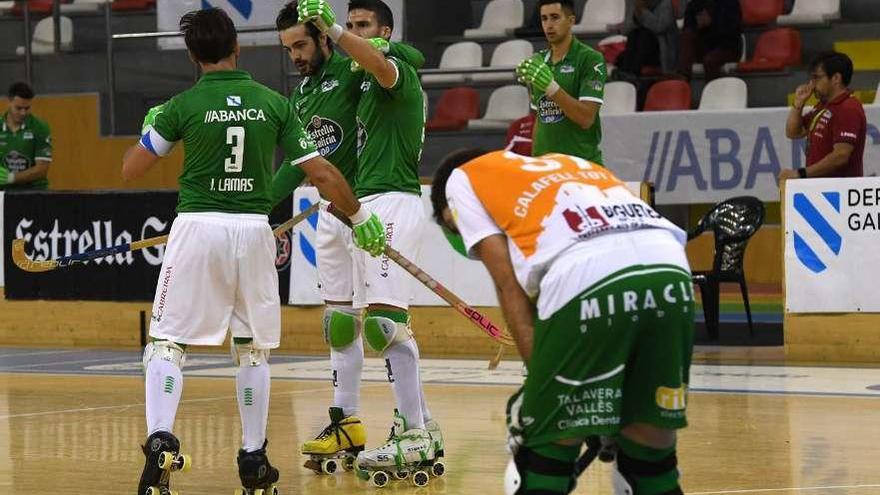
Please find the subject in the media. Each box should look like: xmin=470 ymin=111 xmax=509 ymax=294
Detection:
xmin=463 ymin=0 xmax=524 ymax=39
xmin=572 ymin=0 xmax=625 ymax=35
xmin=471 ymin=39 xmax=534 ymax=83
xmin=873 ymin=81 xmax=880 ymax=105
xmin=468 ymin=85 xmax=530 ymax=130
xmin=601 ymin=81 xmax=637 ymax=115
xmin=698 ymin=77 xmax=748 ymax=110
xmin=777 ymin=0 xmax=840 ymax=25
xmin=16 ymin=15 xmax=73 ymax=56
xmin=421 ymin=41 xmax=483 ymax=85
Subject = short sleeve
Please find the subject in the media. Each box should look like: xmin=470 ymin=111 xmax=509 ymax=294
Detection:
xmin=831 ymin=101 xmax=863 ymax=146
xmin=141 ymin=99 xmax=180 ymax=157
xmin=280 ymin=100 xmax=320 ymax=166
xmin=578 ymin=51 xmax=606 ymax=104
xmin=387 ymin=57 xmax=416 ymax=95
xmin=446 ymin=168 xmax=503 ymax=258
xmin=34 ymin=121 xmax=52 ymax=161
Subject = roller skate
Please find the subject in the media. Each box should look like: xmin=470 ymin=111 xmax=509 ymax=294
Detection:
xmin=301 ymin=407 xmax=366 ymax=475
xmin=138 ymin=430 xmax=191 ymax=495
xmin=355 ymin=410 xmax=437 ymax=488
xmin=234 ymin=441 xmax=279 ymax=495
xmin=425 ymin=418 xmax=447 ymax=478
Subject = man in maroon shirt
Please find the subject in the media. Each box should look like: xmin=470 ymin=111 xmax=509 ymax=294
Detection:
xmin=780 ymin=52 xmax=866 ymax=183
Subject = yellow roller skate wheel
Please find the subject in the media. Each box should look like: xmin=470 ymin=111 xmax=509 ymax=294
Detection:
xmin=179 ymin=454 xmax=192 ymax=472
xmin=158 ymin=452 xmax=174 ymax=470
xmin=254 ymin=489 xmax=265 ymax=495
xmin=233 ymin=488 xmax=245 ymax=495
xmin=146 ymin=488 xmax=160 ymax=495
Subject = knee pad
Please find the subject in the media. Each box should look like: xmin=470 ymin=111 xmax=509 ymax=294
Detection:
xmin=613 ymin=449 xmax=682 ymax=495
xmin=143 ymin=340 xmax=186 ymax=370
xmin=322 ymin=306 xmax=362 ymax=350
xmin=504 ymin=444 xmax=579 ymax=495
xmin=363 ymin=315 xmax=413 ymax=353
xmin=231 ymin=339 xmax=270 ymax=367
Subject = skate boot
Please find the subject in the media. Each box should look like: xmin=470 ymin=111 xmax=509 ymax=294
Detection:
xmin=235 ymin=441 xmax=279 ymax=495
xmin=301 ymin=406 xmax=366 ymax=474
xmin=355 ymin=410 xmax=436 ymax=488
xmin=425 ymin=418 xmax=446 ymax=477
xmin=138 ymin=431 xmax=191 ymax=495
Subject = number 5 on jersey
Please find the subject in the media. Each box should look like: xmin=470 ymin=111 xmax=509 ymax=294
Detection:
xmin=225 ymin=126 xmax=245 ymax=173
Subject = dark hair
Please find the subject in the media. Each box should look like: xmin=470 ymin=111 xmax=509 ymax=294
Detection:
xmin=810 ymin=51 xmax=853 ymax=86
xmin=180 ymin=8 xmax=237 ymax=64
xmin=430 ymin=148 xmax=487 ymax=226
xmin=7 ymin=81 xmax=34 ymax=100
xmin=348 ymin=0 xmax=394 ymax=32
xmin=276 ymin=2 xmax=331 ymax=50
xmin=538 ymin=0 xmax=576 ymax=16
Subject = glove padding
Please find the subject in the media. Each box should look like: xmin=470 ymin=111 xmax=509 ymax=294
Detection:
xmin=516 ymin=57 xmax=559 ymax=96
xmin=352 ymin=212 xmax=387 ymax=257
xmin=141 ymin=103 xmax=166 ymax=135
xmin=297 ymin=0 xmax=336 ymax=32
xmin=0 ymin=167 xmax=12 ymax=185
xmin=351 ymin=38 xmax=391 ymax=72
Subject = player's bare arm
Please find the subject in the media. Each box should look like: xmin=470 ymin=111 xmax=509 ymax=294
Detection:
xmin=549 ymin=90 xmax=599 ymax=129
xmin=298 ymin=155 xmax=361 ymax=216
xmin=8 ymin=160 xmax=49 ymax=184
xmin=337 ymin=32 xmax=398 ymax=88
xmin=473 ymin=234 xmax=535 ymax=363
xmin=122 ymin=143 xmax=161 ymax=181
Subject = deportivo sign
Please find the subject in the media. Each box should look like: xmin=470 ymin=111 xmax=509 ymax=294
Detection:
xmin=785 ymin=177 xmax=880 ymax=313
xmin=602 ymin=106 xmax=880 ymax=205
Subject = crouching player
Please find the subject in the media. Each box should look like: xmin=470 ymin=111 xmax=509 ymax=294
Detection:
xmin=431 ymin=149 xmax=693 ymax=495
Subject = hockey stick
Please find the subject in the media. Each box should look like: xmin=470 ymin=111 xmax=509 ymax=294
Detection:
xmin=328 ymin=205 xmax=515 ymax=347
xmin=11 ymin=203 xmax=320 ymax=273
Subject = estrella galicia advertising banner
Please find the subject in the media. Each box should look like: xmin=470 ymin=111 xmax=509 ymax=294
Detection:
xmin=602 ymin=106 xmax=880 ymax=205
xmin=785 ymin=177 xmax=880 ymax=313
xmin=3 ymin=191 xmax=294 ymax=302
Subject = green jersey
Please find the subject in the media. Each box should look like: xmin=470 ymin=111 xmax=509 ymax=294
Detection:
xmin=0 ymin=112 xmax=52 ymax=190
xmin=354 ymin=56 xmax=425 ymax=198
xmin=530 ymin=38 xmax=606 ymax=163
xmin=147 ymin=70 xmax=317 ymax=215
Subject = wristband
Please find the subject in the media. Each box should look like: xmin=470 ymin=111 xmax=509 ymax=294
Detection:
xmin=349 ymin=206 xmax=370 ymax=224
xmin=327 ymin=23 xmax=344 ymax=42
xmin=545 ymin=81 xmax=560 ymax=97
xmin=6 ymin=172 xmax=14 ymax=184
xmin=797 ymin=168 xmax=807 ymax=178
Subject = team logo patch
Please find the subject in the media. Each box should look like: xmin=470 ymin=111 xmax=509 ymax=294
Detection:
xmin=792 ymin=191 xmax=842 ymax=274
xmin=4 ymin=150 xmax=30 ymax=171
xmin=588 ymin=80 xmax=603 ymax=92
xmin=360 ymin=80 xmax=372 ymax=92
xmin=306 ymin=115 xmax=344 ymax=157
xmin=537 ymin=96 xmax=564 ymax=124
xmin=655 ymin=385 xmax=687 ymax=411
xmin=273 ymin=226 xmax=293 ymax=272
xmin=560 ymin=64 xmax=575 ymax=74
xmin=226 ymin=95 xmax=242 ymax=107
xmin=22 ymin=131 xmax=33 ymax=140
xmin=321 ymin=79 xmax=340 ymax=93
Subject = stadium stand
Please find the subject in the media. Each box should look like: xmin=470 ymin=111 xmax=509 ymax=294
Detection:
xmin=601 ymin=81 xmax=637 ymax=115
xmin=420 ymin=41 xmax=483 ymax=85
xmin=471 ymin=39 xmax=533 ymax=82
xmin=463 ymin=0 xmax=523 ymax=39
xmin=644 ymin=79 xmax=692 ymax=111
xmin=737 ymin=27 xmax=802 ymax=72
xmin=15 ymin=15 xmax=73 ymax=55
xmin=740 ymin=0 xmax=784 ymax=26
xmin=777 ymin=0 xmax=840 ymax=25
xmin=698 ymin=76 xmax=749 ymax=110
xmin=426 ymin=86 xmax=481 ymax=132
xmin=572 ymin=0 xmax=625 ymax=35
xmin=467 ymin=84 xmax=529 ymax=129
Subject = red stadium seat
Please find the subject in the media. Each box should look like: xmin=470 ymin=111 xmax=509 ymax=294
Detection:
xmin=737 ymin=28 xmax=802 ymax=72
xmin=112 ymin=0 xmax=156 ymax=11
xmin=426 ymin=87 xmax=480 ymax=132
xmin=12 ymin=1 xmax=65 ymax=15
xmin=740 ymin=0 xmax=784 ymax=25
xmin=643 ymin=80 xmax=692 ymax=111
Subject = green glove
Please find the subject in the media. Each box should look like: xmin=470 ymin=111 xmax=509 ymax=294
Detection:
xmin=351 ymin=211 xmax=386 ymax=257
xmin=297 ymin=0 xmax=343 ymax=40
xmin=516 ymin=57 xmax=560 ymax=96
xmin=351 ymin=37 xmax=391 ymax=72
xmin=141 ymin=103 xmax=165 ymax=134
xmin=0 ymin=166 xmax=13 ymax=185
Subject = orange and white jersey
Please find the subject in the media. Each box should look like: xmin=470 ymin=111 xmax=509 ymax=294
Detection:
xmin=446 ymin=151 xmax=688 ymax=317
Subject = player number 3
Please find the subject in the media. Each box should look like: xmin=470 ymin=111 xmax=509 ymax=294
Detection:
xmin=225 ymin=126 xmax=245 ymax=173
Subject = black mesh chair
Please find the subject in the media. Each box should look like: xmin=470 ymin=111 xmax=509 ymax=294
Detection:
xmin=688 ymin=196 xmax=765 ymax=340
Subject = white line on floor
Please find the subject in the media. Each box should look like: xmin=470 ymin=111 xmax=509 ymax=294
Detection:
xmin=0 ymin=349 xmax=80 ymax=359
xmin=691 ymin=483 xmax=880 ymax=494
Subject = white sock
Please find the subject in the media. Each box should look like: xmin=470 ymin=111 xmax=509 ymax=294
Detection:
xmin=145 ymin=358 xmax=183 ymax=435
xmin=331 ymin=335 xmax=364 ymax=417
xmin=384 ymin=338 xmax=425 ymax=430
xmin=236 ymin=361 xmax=270 ymax=452
xmin=419 ymin=371 xmax=432 ymax=423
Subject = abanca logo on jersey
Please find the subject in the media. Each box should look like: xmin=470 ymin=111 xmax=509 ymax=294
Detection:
xmin=307 ymin=115 xmax=344 ymax=157
xmin=537 ymin=96 xmax=564 ymax=124
xmin=203 ymin=108 xmax=267 ymax=124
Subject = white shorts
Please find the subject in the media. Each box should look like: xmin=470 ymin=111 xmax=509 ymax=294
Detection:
xmin=352 ymin=192 xmax=425 ymax=310
xmin=315 ymin=200 xmax=357 ymax=302
xmin=149 ymin=212 xmax=281 ymax=348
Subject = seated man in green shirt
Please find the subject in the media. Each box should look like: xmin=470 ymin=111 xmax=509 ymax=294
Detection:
xmin=0 ymin=82 xmax=52 ymax=189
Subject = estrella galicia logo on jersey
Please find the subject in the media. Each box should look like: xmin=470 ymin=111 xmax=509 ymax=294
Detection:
xmin=202 ymin=0 xmax=252 ymax=19
xmin=792 ymin=191 xmax=842 ymax=274
xmin=4 ymin=150 xmax=30 ymax=172
xmin=538 ymin=96 xmax=564 ymax=124
xmin=321 ymin=79 xmax=340 ymax=93
xmin=297 ymin=198 xmax=319 ymax=268
xmin=307 ymin=115 xmax=344 ymax=157
xmin=356 ymin=118 xmax=368 ymax=156
xmin=226 ymin=95 xmax=242 ymax=107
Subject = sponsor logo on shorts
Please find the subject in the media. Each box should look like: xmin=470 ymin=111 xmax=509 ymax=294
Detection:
xmin=579 ymin=281 xmax=694 ymax=320
xmin=379 ymin=222 xmax=393 ymax=278
xmin=655 ymin=385 xmax=687 ymax=411
xmin=152 ymin=265 xmax=173 ymax=323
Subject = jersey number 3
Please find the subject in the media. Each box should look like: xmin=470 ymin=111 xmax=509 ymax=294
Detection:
xmin=224 ymin=126 xmax=245 ymax=173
